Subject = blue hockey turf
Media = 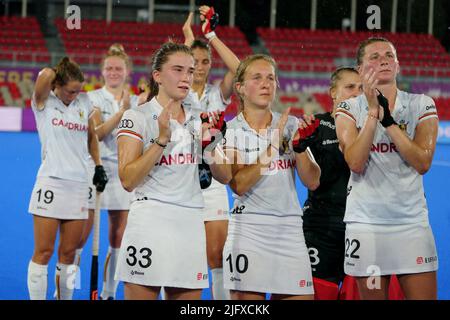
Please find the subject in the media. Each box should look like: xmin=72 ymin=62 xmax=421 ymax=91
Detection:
xmin=0 ymin=131 xmax=448 ymax=300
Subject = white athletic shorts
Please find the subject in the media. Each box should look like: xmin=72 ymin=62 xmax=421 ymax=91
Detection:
xmin=344 ymin=221 xmax=438 ymax=277
xmin=223 ymin=214 xmax=314 ymax=295
xmin=115 ymin=199 xmax=208 ymax=289
xmin=29 ymin=176 xmax=89 ymax=220
xmin=203 ymin=179 xmax=229 ymax=222
xmin=88 ymin=161 xmax=132 ymax=211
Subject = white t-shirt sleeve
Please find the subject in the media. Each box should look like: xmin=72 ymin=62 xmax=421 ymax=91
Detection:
xmin=418 ymin=95 xmax=438 ymax=123
xmin=335 ymin=99 xmax=359 ymax=123
xmin=117 ymin=109 xmax=145 ymax=142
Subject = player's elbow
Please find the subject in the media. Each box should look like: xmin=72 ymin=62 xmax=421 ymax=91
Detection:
xmin=215 ymin=175 xmax=232 ymax=185
xmin=346 ymin=158 xmax=366 ymax=175
xmin=120 ymin=179 xmax=135 ymax=193
xmin=307 ymin=180 xmax=320 ymax=191
xmin=119 ymin=168 xmax=135 ymax=192
xmin=211 ymin=168 xmax=232 ymax=185
xmin=416 ymin=162 xmax=431 ymax=175
xmin=349 ymin=164 xmax=365 ymax=175
xmin=230 ymin=183 xmax=248 ymax=197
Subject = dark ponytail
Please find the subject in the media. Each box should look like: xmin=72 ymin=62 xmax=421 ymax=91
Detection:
xmin=53 ymin=57 xmax=84 ymax=87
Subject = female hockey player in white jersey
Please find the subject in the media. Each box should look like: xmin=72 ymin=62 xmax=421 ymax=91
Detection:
xmin=75 ymin=43 xmax=139 ymax=300
xmin=115 ymin=42 xmax=212 ymax=300
xmin=335 ymin=37 xmax=439 ymax=300
xmin=182 ymin=6 xmax=240 ymax=300
xmin=27 ymin=57 xmax=107 ymax=300
xmin=205 ymin=54 xmax=321 ymax=300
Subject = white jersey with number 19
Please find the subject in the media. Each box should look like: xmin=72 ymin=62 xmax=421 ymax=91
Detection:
xmin=32 ymin=91 xmax=94 ymax=183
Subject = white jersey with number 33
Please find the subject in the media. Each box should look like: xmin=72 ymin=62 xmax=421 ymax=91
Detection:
xmin=116 ymin=97 xmax=204 ymax=208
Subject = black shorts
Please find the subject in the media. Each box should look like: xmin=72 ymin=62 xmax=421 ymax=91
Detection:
xmin=303 ymin=224 xmax=345 ymax=284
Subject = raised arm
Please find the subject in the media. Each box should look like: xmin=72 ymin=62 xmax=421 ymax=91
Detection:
xmin=92 ymin=87 xmax=131 ymax=141
xmin=335 ymin=68 xmax=381 ymax=174
xmin=182 ymin=12 xmax=195 ymax=47
xmin=199 ymin=5 xmax=240 ymax=100
xmin=34 ymin=68 xmax=56 ymax=110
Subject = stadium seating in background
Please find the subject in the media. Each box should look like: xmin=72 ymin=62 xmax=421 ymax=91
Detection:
xmin=54 ymin=18 xmax=253 ymax=68
xmin=0 ymin=16 xmax=50 ymax=63
xmin=257 ymin=27 xmax=450 ymax=78
xmin=0 ymin=81 xmax=34 ymax=108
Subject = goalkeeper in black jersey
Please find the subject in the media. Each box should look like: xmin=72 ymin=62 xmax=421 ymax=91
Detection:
xmin=301 ymin=67 xmax=362 ymax=299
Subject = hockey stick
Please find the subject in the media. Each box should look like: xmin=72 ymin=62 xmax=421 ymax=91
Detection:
xmin=89 ymin=191 xmax=101 ymax=300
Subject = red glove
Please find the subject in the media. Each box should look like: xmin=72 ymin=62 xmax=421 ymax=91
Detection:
xmin=201 ymin=7 xmax=219 ymax=39
xmin=292 ymin=119 xmax=320 ymax=153
xmin=201 ymin=112 xmax=226 ymax=149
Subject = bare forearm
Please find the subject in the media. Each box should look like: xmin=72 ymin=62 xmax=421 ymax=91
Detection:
xmin=96 ymin=109 xmax=125 ymax=141
xmin=344 ymin=117 xmax=378 ymax=173
xmin=210 ymin=37 xmax=240 ymax=73
xmin=88 ymin=131 xmax=101 ymax=166
xmin=209 ymin=163 xmax=232 ymax=184
xmin=295 ymin=151 xmax=321 ymax=190
xmin=386 ymin=126 xmax=434 ymax=174
xmin=207 ymin=147 xmax=233 ymax=184
xmin=229 ymin=163 xmax=268 ymax=196
xmin=229 ymin=146 xmax=273 ymax=196
xmin=120 ymin=144 xmax=164 ymax=191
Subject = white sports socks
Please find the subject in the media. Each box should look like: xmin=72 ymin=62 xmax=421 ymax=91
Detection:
xmin=55 ymin=262 xmax=77 ymax=300
xmin=27 ymin=260 xmax=48 ymax=300
xmin=211 ymin=268 xmax=230 ymax=300
xmin=100 ymin=247 xmax=120 ymax=300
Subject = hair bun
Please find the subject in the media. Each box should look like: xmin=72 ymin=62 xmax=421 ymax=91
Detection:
xmin=109 ymin=43 xmax=125 ymax=55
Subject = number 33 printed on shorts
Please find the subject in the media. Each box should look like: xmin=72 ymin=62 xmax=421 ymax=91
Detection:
xmin=126 ymin=245 xmax=152 ymax=268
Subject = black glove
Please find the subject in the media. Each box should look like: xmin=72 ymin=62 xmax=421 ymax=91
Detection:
xmin=292 ymin=119 xmax=319 ymax=153
xmin=377 ymin=89 xmax=397 ymax=128
xmin=201 ymin=112 xmax=227 ymax=151
xmin=198 ymin=161 xmax=212 ymax=189
xmin=93 ymin=165 xmax=108 ymax=192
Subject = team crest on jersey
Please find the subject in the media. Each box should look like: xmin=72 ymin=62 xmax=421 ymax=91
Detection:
xmin=398 ymin=120 xmax=408 ymax=132
xmin=78 ymin=109 xmax=85 ymax=120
